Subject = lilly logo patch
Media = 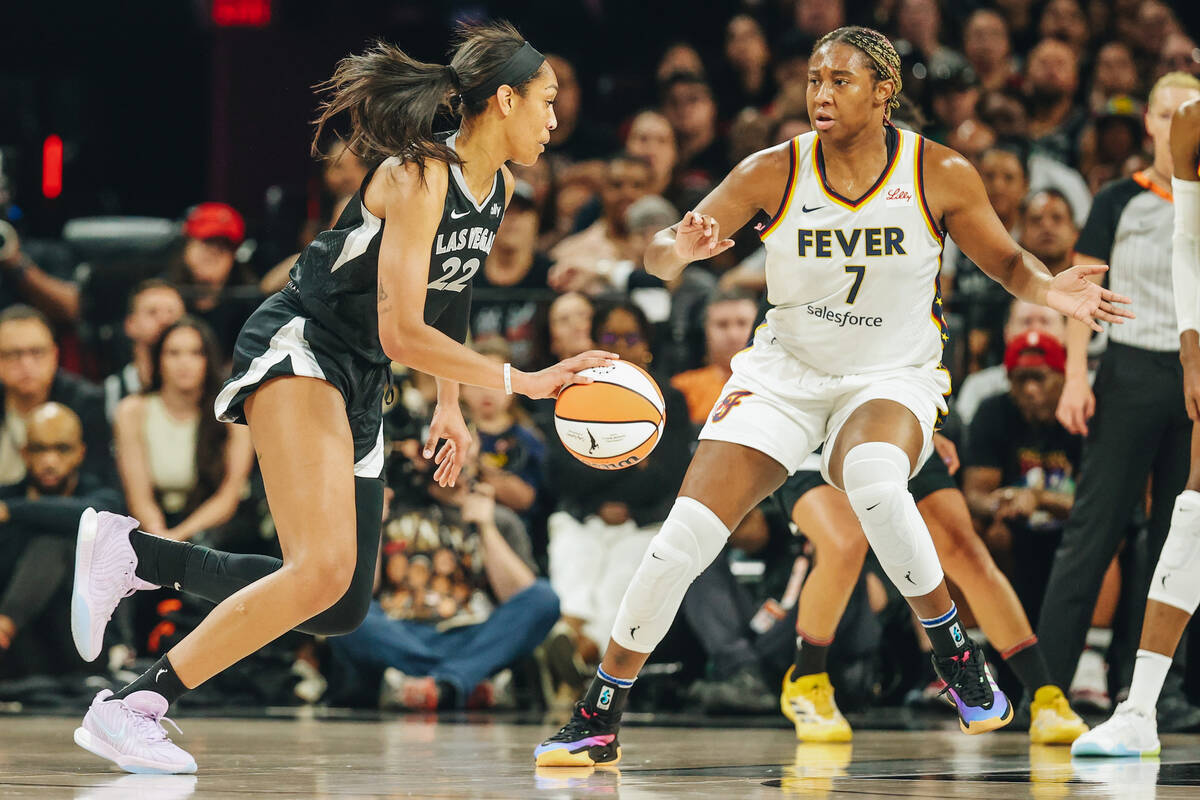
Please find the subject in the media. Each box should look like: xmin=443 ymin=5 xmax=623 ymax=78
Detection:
xmin=885 ymin=184 xmax=914 ymax=207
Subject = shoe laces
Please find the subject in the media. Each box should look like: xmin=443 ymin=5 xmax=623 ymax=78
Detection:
xmin=1048 ymin=692 xmax=1076 ymax=717
xmin=937 ymin=649 xmax=993 ymax=708
xmin=800 ymin=679 xmax=835 ymax=717
xmin=1112 ymin=702 xmax=1154 ymax=728
xmin=545 ymin=702 xmax=614 ymax=743
xmin=125 ymin=703 xmax=183 ymax=744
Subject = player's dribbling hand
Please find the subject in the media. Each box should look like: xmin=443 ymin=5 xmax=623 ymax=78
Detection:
xmin=1045 ymin=264 xmax=1134 ymax=333
xmin=674 ymin=211 xmax=735 ymax=263
xmin=512 ymin=350 xmax=619 ymax=399
xmin=425 ymin=401 xmax=472 ymax=488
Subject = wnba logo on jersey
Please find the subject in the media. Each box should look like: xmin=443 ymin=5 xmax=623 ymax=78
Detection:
xmin=711 ymin=390 xmax=752 ymax=422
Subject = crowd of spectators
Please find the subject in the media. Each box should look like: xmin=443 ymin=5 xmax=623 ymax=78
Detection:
xmin=1 ymin=0 xmax=1200 ymax=718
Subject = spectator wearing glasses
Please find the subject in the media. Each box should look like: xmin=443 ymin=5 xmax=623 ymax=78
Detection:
xmin=0 ymin=305 xmax=113 ymax=488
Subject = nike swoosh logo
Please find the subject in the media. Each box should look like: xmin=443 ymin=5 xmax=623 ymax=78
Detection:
xmin=801 ymin=204 xmax=825 ymax=213
xmin=866 ymin=502 xmax=880 ymax=511
xmin=156 ymin=668 xmax=168 ymax=681
xmin=450 ymin=209 xmax=469 ymax=219
xmin=94 ymin=715 xmax=124 ymax=740
xmin=650 ymin=552 xmax=664 ymax=560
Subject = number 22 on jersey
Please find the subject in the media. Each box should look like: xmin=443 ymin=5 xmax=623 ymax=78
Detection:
xmin=428 ymin=256 xmax=479 ymax=292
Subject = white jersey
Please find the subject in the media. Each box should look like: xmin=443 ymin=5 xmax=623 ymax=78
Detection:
xmin=758 ymin=127 xmax=948 ymax=375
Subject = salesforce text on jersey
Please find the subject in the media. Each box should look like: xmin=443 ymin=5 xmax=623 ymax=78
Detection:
xmin=806 ymin=305 xmax=884 ymax=327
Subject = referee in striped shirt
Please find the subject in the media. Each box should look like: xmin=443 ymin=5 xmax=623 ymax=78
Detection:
xmin=1037 ymin=73 xmax=1200 ymax=722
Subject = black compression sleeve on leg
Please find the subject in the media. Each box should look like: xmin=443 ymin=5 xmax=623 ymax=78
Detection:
xmin=130 ymin=530 xmax=193 ymax=588
xmin=181 ymin=546 xmax=284 ymax=604
xmin=139 ymin=478 xmax=383 ymax=634
xmin=296 ymin=476 xmax=384 ymax=636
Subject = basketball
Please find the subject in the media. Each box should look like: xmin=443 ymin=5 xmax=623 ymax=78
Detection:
xmin=554 ymin=361 xmax=665 ymax=470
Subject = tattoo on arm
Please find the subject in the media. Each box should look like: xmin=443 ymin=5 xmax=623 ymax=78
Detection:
xmin=377 ymin=280 xmax=393 ymax=313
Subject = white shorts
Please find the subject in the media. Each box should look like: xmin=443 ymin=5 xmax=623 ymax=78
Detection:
xmin=698 ymin=325 xmax=951 ymax=482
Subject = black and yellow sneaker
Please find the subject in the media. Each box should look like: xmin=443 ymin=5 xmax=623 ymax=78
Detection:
xmin=534 ymin=702 xmax=622 ymax=767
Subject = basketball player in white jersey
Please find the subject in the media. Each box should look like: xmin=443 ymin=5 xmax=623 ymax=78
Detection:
xmin=1071 ymin=97 xmax=1200 ymax=758
xmin=535 ymin=26 xmax=1132 ymax=767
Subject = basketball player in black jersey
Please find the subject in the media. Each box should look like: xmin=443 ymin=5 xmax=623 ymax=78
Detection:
xmin=69 ymin=21 xmax=614 ymax=774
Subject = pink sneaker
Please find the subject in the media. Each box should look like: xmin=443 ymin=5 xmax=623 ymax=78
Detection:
xmin=74 ymin=689 xmax=197 ymax=774
xmin=71 ymin=508 xmax=157 ymax=662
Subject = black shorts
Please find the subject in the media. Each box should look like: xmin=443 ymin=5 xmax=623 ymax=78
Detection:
xmin=214 ymin=289 xmax=389 ymax=478
xmin=774 ymin=449 xmax=957 ymax=519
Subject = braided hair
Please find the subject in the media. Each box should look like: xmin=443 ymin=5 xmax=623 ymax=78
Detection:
xmin=813 ymin=26 xmax=903 ymax=117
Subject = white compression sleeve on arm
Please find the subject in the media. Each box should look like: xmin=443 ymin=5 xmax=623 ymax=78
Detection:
xmin=1172 ymin=177 xmax=1200 ymax=337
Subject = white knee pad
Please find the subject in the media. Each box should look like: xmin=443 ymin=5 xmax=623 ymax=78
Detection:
xmin=611 ymin=497 xmax=729 ymax=653
xmin=1148 ymin=490 xmax=1200 ymax=614
xmin=842 ymin=442 xmax=944 ymax=597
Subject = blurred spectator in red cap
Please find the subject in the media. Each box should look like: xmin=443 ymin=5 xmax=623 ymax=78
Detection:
xmin=1003 ymin=328 xmax=1067 ymax=375
xmin=183 ymin=202 xmax=245 ymax=245
xmin=961 ymin=328 xmax=1081 ymax=621
xmin=954 ymin=297 xmax=1067 ymax=426
xmin=166 ymin=202 xmax=261 ymax=358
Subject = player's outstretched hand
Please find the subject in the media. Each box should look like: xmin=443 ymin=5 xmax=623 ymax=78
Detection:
xmin=674 ymin=211 xmax=735 ymax=263
xmin=425 ymin=400 xmax=472 ymax=488
xmin=1045 ymin=264 xmax=1134 ymax=333
xmin=514 ymin=350 xmax=618 ymax=400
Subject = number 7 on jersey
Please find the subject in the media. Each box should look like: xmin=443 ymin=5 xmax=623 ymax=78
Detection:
xmin=844 ymin=265 xmax=866 ymax=304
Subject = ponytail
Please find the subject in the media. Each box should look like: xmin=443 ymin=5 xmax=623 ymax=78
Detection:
xmin=312 ymin=41 xmax=460 ymax=177
xmin=311 ymin=20 xmax=541 ymax=178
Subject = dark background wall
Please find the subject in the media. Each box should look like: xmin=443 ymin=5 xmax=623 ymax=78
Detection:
xmin=0 ymin=0 xmax=731 ymax=238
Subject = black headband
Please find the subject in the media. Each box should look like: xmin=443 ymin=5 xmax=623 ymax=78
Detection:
xmin=459 ymin=41 xmax=545 ymax=106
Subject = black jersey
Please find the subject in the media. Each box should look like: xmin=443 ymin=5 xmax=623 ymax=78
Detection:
xmin=287 ymin=131 xmax=506 ymax=364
